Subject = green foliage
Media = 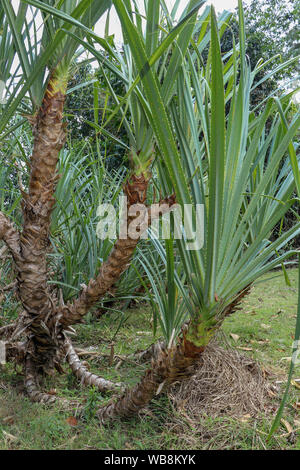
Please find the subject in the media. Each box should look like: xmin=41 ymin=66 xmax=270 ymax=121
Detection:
xmin=102 ymin=1 xmax=300 ymax=333
xmin=50 ymin=144 xmax=126 ymax=300
xmin=244 ymin=0 xmax=300 ymax=81
xmin=0 ymin=0 xmax=299 ymax=443
xmin=0 ymin=0 xmax=112 ymax=133
xmin=33 ymin=0 xmax=300 ymax=346
xmin=218 ymin=16 xmax=277 ymax=108
xmin=0 ymin=270 xmax=299 ymax=449
xmin=65 ymin=62 xmax=128 ymax=170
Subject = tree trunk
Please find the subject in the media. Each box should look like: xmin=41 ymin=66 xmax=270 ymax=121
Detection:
xmin=0 ymin=212 xmax=20 ymax=261
xmin=17 ymin=74 xmax=67 ymax=369
xmin=57 ymin=186 xmax=176 ymax=328
xmin=97 ymin=333 xmax=203 ymax=421
xmin=58 ymin=174 xmax=149 ymax=328
xmin=96 ymin=287 xmax=252 ymax=421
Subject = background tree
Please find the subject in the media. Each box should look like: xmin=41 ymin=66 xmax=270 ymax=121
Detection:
xmin=220 ymin=16 xmax=277 ymax=108
xmin=65 ymin=62 xmax=128 ymax=170
xmin=244 ymin=0 xmax=300 ymax=81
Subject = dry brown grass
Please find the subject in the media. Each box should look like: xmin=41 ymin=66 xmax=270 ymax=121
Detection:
xmin=169 ymin=339 xmax=272 ymax=419
xmin=166 ymin=339 xmax=276 ymax=449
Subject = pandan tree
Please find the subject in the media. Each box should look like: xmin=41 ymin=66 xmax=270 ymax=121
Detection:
xmin=0 ymin=0 xmax=126 ymax=400
xmin=0 ymin=0 xmax=299 ymax=422
xmin=0 ymin=0 xmax=198 ymax=404
xmin=61 ymin=0 xmax=299 ymax=420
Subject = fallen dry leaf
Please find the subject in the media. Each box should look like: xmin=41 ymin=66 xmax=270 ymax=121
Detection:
xmin=281 ymin=419 xmax=293 ymax=434
xmin=280 ymin=356 xmax=292 ymax=362
xmin=3 ymin=431 xmax=18 ymax=443
xmin=66 ymin=416 xmax=78 ymax=427
xmin=239 ymin=413 xmax=251 ymax=423
xmin=291 ymin=380 xmax=300 ymax=390
xmin=230 ymin=333 xmax=240 ymax=342
xmin=2 ymin=416 xmax=14 ymax=425
xmin=237 ymin=347 xmax=253 ymax=351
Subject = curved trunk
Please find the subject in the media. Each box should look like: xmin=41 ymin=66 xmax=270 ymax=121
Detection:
xmin=96 ymin=334 xmax=203 ymax=421
xmin=17 ymin=74 xmax=67 ymax=368
xmin=58 ymin=174 xmax=149 ymax=327
xmin=24 ymin=355 xmax=71 ymax=406
xmin=63 ymin=337 xmax=123 ymax=392
xmin=0 ymin=212 xmax=20 ymax=261
xmin=96 ymin=287 xmax=251 ymax=421
xmin=58 ymin=190 xmax=176 ymax=328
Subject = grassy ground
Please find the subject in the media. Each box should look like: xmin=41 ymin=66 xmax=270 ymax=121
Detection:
xmin=0 ymin=269 xmax=299 ymax=450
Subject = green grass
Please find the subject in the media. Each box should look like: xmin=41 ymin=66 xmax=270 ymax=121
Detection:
xmin=222 ymin=268 xmax=300 ymax=376
xmin=0 ymin=269 xmax=299 ymax=450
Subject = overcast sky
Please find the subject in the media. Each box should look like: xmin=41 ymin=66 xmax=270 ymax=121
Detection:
xmin=95 ymin=1 xmax=250 ymax=42
xmin=11 ymin=1 xmax=250 ymax=43
xmin=9 ymin=0 xmax=251 ymax=75
xmin=11 ymin=0 xmax=299 ymax=102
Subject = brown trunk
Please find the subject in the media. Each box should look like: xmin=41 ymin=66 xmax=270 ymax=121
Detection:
xmin=24 ymin=356 xmax=58 ymax=404
xmin=58 ymin=190 xmax=176 ymax=328
xmin=0 ymin=212 xmax=20 ymax=261
xmin=96 ymin=286 xmax=251 ymax=421
xmin=24 ymin=355 xmax=71 ymax=406
xmin=58 ymin=174 xmax=150 ymax=328
xmin=96 ymin=335 xmax=203 ymax=421
xmin=17 ymin=77 xmax=66 ymax=368
xmin=63 ymin=337 xmax=123 ymax=392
